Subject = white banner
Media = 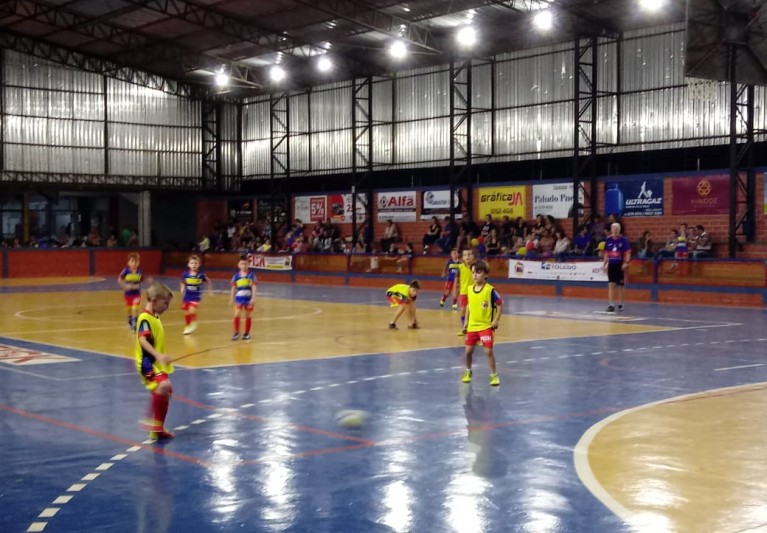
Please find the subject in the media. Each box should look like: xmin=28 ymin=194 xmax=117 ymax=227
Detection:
xmin=508 ymin=260 xmax=607 ymax=282
xmin=248 ymin=254 xmax=293 ymax=271
xmin=294 ymin=195 xmax=327 ymax=222
xmin=420 ymin=189 xmax=463 ymax=220
xmin=532 ymin=183 xmax=584 ymax=219
xmin=377 ymin=190 xmax=417 ymax=222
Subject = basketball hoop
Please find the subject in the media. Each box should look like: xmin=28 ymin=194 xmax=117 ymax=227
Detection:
xmin=686 ymin=77 xmax=718 ymax=103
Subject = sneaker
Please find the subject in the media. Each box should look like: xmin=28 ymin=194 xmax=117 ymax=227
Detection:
xmin=451 ymin=304 xmax=458 ymax=310
xmin=606 ymin=305 xmax=616 ymax=313
xmin=183 ymin=325 xmax=193 ymax=335
xmin=389 ymin=323 xmax=397 ymax=330
xmin=617 ymin=304 xmax=624 ymax=312
xmin=490 ymin=374 xmax=500 ymax=386
xmin=148 ymin=430 xmax=175 ymax=442
xmin=242 ymin=333 xmax=251 ymax=340
xmin=439 ymin=299 xmax=445 ymax=307
xmin=408 ymin=322 xmax=419 ymax=329
xmin=232 ymin=332 xmax=240 ymax=340
xmin=457 ymin=329 xmax=466 ymax=336
xmin=461 ymin=369 xmax=472 ymax=383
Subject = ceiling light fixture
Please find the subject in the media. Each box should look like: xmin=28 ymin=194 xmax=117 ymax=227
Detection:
xmin=317 ymin=56 xmax=333 ymax=72
xmin=455 ymin=26 xmax=476 ymax=47
xmin=389 ymin=40 xmax=407 ymax=59
xmin=533 ymin=9 xmax=553 ymax=32
xmin=638 ymin=0 xmax=665 ymax=12
xmin=270 ymin=65 xmax=286 ymax=82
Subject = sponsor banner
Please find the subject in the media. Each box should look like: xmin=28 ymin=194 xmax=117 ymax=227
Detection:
xmin=377 ymin=190 xmax=417 ymax=222
xmin=671 ymin=174 xmax=730 ymax=215
xmin=508 ymin=260 xmax=607 ymax=282
xmin=420 ymin=189 xmax=463 ymax=220
xmin=477 ymin=186 xmax=526 ymax=219
xmin=604 ymin=178 xmax=664 ymax=217
xmin=248 ymin=254 xmax=293 ymax=271
xmin=0 ymin=344 xmax=79 ymax=365
xmin=532 ymin=183 xmax=584 ymax=219
xmin=228 ymin=199 xmax=255 ymax=223
xmin=295 ymin=194 xmax=367 ymax=223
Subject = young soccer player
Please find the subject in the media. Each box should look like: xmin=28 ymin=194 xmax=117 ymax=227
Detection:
xmin=118 ymin=252 xmax=144 ymax=332
xmin=386 ymin=280 xmax=421 ymax=329
xmin=180 ymin=254 xmax=213 ymax=335
xmin=461 ymin=260 xmax=502 ymax=386
xmin=136 ymin=281 xmax=175 ymax=441
xmin=230 ymin=255 xmax=257 ymax=341
xmin=440 ymin=248 xmax=461 ymax=310
xmin=456 ymin=248 xmax=477 ymax=335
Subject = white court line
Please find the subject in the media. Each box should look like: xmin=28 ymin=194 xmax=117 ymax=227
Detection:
xmin=714 ymin=363 xmax=766 ymax=372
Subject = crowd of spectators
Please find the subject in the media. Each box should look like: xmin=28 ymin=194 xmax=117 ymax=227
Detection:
xmin=1 ymin=225 xmax=138 ymax=249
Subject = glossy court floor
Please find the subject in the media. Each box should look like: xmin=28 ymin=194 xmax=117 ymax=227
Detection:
xmin=1 ymin=276 xmax=767 ymax=533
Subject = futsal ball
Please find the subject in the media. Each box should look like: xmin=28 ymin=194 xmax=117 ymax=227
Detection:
xmin=335 ymin=409 xmax=368 ymax=429
xmin=470 ymin=238 xmax=479 ymax=247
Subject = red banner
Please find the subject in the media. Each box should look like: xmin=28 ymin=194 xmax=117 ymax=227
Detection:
xmin=671 ymin=174 xmax=730 ymax=215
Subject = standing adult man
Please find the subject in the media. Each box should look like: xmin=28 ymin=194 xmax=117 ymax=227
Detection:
xmin=603 ymin=222 xmax=631 ymax=313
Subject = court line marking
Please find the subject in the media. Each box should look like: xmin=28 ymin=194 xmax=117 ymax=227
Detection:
xmin=714 ymin=363 xmax=766 ymax=372
xmin=573 ymin=381 xmax=767 ymax=530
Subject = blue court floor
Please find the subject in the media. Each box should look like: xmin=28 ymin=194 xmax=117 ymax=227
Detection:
xmin=1 ymin=277 xmax=766 ymax=532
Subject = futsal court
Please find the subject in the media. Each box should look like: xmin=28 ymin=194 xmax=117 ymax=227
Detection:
xmin=1 ymin=276 xmax=766 ymax=533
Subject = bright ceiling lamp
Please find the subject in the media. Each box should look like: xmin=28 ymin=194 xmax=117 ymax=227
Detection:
xmin=389 ymin=40 xmax=408 ymax=59
xmin=533 ymin=9 xmax=553 ymax=32
xmin=270 ymin=65 xmax=286 ymax=82
xmin=639 ymin=0 xmax=665 ymax=12
xmin=213 ymin=69 xmax=229 ymax=88
xmin=455 ymin=25 xmax=476 ymax=48
xmin=317 ymin=55 xmax=333 ymax=72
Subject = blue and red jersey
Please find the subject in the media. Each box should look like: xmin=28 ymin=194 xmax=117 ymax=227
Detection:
xmin=445 ymin=259 xmax=461 ymax=282
xmin=231 ymin=270 xmax=257 ymax=305
xmin=181 ymin=269 xmax=208 ymax=302
xmin=119 ymin=267 xmax=144 ymax=297
xmin=604 ymin=236 xmax=630 ymax=263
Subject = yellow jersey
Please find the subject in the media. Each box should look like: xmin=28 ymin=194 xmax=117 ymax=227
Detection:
xmin=466 ymin=282 xmax=503 ymax=333
xmin=386 ymin=283 xmax=415 ymax=302
xmin=458 ymin=262 xmax=475 ymax=296
xmin=134 ymin=310 xmax=174 ymax=384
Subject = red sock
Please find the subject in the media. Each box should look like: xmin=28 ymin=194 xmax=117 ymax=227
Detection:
xmin=190 ymin=313 xmax=196 ymax=323
xmin=245 ymin=318 xmax=252 ymax=334
xmin=453 ymin=297 xmax=458 ymax=305
xmin=151 ymin=393 xmax=169 ymax=431
xmin=234 ymin=317 xmax=241 ymax=333
xmin=185 ymin=315 xmax=192 ymax=325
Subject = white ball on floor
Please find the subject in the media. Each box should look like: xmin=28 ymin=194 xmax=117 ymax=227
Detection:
xmin=335 ymin=409 xmax=369 ymax=429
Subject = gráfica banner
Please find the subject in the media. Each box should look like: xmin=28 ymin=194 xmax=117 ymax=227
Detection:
xmin=477 ymin=186 xmax=526 ymax=219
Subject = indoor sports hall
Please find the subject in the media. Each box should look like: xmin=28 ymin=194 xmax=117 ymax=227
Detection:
xmin=2 ymin=272 xmax=767 ymax=533
xmin=3 ymin=0 xmax=767 ymax=532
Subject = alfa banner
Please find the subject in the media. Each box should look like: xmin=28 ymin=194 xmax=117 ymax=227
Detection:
xmin=247 ymin=254 xmax=293 ymax=271
xmin=508 ymin=260 xmax=607 ymax=282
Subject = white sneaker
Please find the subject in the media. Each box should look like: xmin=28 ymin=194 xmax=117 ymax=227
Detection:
xmin=183 ymin=322 xmax=198 ymax=335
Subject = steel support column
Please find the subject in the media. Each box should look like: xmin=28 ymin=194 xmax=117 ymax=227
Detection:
xmin=351 ymin=76 xmax=374 ymax=251
xmin=728 ymin=44 xmax=759 ymax=257
xmin=572 ymin=37 xmax=599 ymax=236
xmin=201 ymin=100 xmax=220 ymax=191
xmin=269 ymin=92 xmax=290 ymax=247
xmin=450 ymin=58 xmax=472 ymax=225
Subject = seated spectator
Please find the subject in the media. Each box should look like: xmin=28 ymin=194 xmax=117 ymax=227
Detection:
xmin=485 ymin=228 xmax=501 ymax=255
xmin=636 ymin=230 xmax=653 ymax=259
xmin=654 ymin=229 xmax=679 ymax=261
xmin=107 ymin=234 xmax=118 ymax=248
xmin=480 ymin=214 xmax=496 ymax=239
xmin=396 ymin=243 xmax=415 ymax=273
xmin=436 ymin=216 xmax=457 ymax=254
xmin=553 ymin=230 xmax=571 ymax=257
xmin=500 ymin=216 xmax=513 ymax=250
xmin=572 ymin=227 xmax=591 ymax=256
xmin=380 ymin=220 xmax=399 ymax=253
xmin=691 ymin=225 xmax=712 ymax=258
xmin=524 ymin=231 xmax=539 ymax=257
xmin=538 ymin=229 xmax=555 ymax=258
xmin=198 ymin=234 xmax=210 ymax=253
xmin=422 ymin=216 xmax=441 ymax=254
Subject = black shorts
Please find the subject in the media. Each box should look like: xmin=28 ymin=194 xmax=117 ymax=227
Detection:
xmin=607 ymin=262 xmax=625 ymax=285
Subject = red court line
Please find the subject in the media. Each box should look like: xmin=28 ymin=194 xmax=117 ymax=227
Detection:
xmin=174 ymin=394 xmax=375 ymax=445
xmin=0 ymin=403 xmax=210 ymax=467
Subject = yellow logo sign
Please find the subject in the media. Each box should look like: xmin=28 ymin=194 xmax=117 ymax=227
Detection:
xmin=696 ymin=179 xmax=712 ymax=197
xmin=477 ymin=186 xmax=526 ymax=219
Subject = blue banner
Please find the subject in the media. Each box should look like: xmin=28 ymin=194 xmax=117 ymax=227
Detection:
xmin=604 ymin=178 xmax=664 ymax=217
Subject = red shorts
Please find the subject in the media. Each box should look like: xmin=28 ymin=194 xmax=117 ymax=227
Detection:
xmin=386 ymin=294 xmax=410 ymax=306
xmin=124 ymin=295 xmax=141 ymax=307
xmin=458 ymin=294 xmax=468 ymax=308
xmin=235 ymin=303 xmax=254 ymax=311
xmin=142 ymin=370 xmax=171 ymax=392
xmin=181 ymin=301 xmax=199 ymax=311
xmin=465 ymin=328 xmax=495 ymax=348
xmin=443 ymin=280 xmax=455 ymax=292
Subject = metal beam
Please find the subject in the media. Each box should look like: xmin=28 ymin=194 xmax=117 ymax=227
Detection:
xmin=572 ymin=36 xmax=598 ymax=237
xmin=351 ymin=76 xmax=373 ymax=251
xmin=269 ymin=92 xmax=290 ymax=248
xmin=0 ymin=170 xmax=201 ymax=189
xmin=450 ymin=58 xmax=473 ymax=223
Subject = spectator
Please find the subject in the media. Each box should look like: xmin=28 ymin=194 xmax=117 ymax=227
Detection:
xmin=538 ymin=229 xmax=555 ymax=258
xmin=655 ymin=229 xmax=679 ymax=261
xmin=480 ymin=214 xmax=496 ymax=239
xmin=691 ymin=225 xmax=712 ymax=258
xmin=107 ymin=234 xmax=118 ymax=248
xmin=380 ymin=220 xmax=399 ymax=253
xmin=485 ymin=227 xmax=501 ymax=256
xmin=396 ymin=243 xmax=415 ymax=273
xmin=500 ymin=216 xmax=514 ymax=250
xmin=436 ymin=216 xmax=457 ymax=254
xmin=422 ymin=216 xmax=441 ymax=254
xmin=572 ymin=227 xmax=591 ymax=256
xmin=198 ymin=234 xmax=211 ymax=253
xmin=553 ymin=230 xmax=571 ymax=257
xmin=636 ymin=230 xmax=653 ymax=259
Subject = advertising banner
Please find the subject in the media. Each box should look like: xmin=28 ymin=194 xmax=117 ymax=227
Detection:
xmin=377 ymin=190 xmax=417 ymax=222
xmin=671 ymin=174 xmax=730 ymax=215
xmin=420 ymin=189 xmax=463 ymax=220
xmin=294 ymin=194 xmax=367 ymax=223
xmin=508 ymin=260 xmax=607 ymax=282
xmin=532 ymin=183 xmax=584 ymax=219
xmin=477 ymin=186 xmax=526 ymax=219
xmin=603 ymin=178 xmax=664 ymax=217
xmin=247 ymin=254 xmax=292 ymax=271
